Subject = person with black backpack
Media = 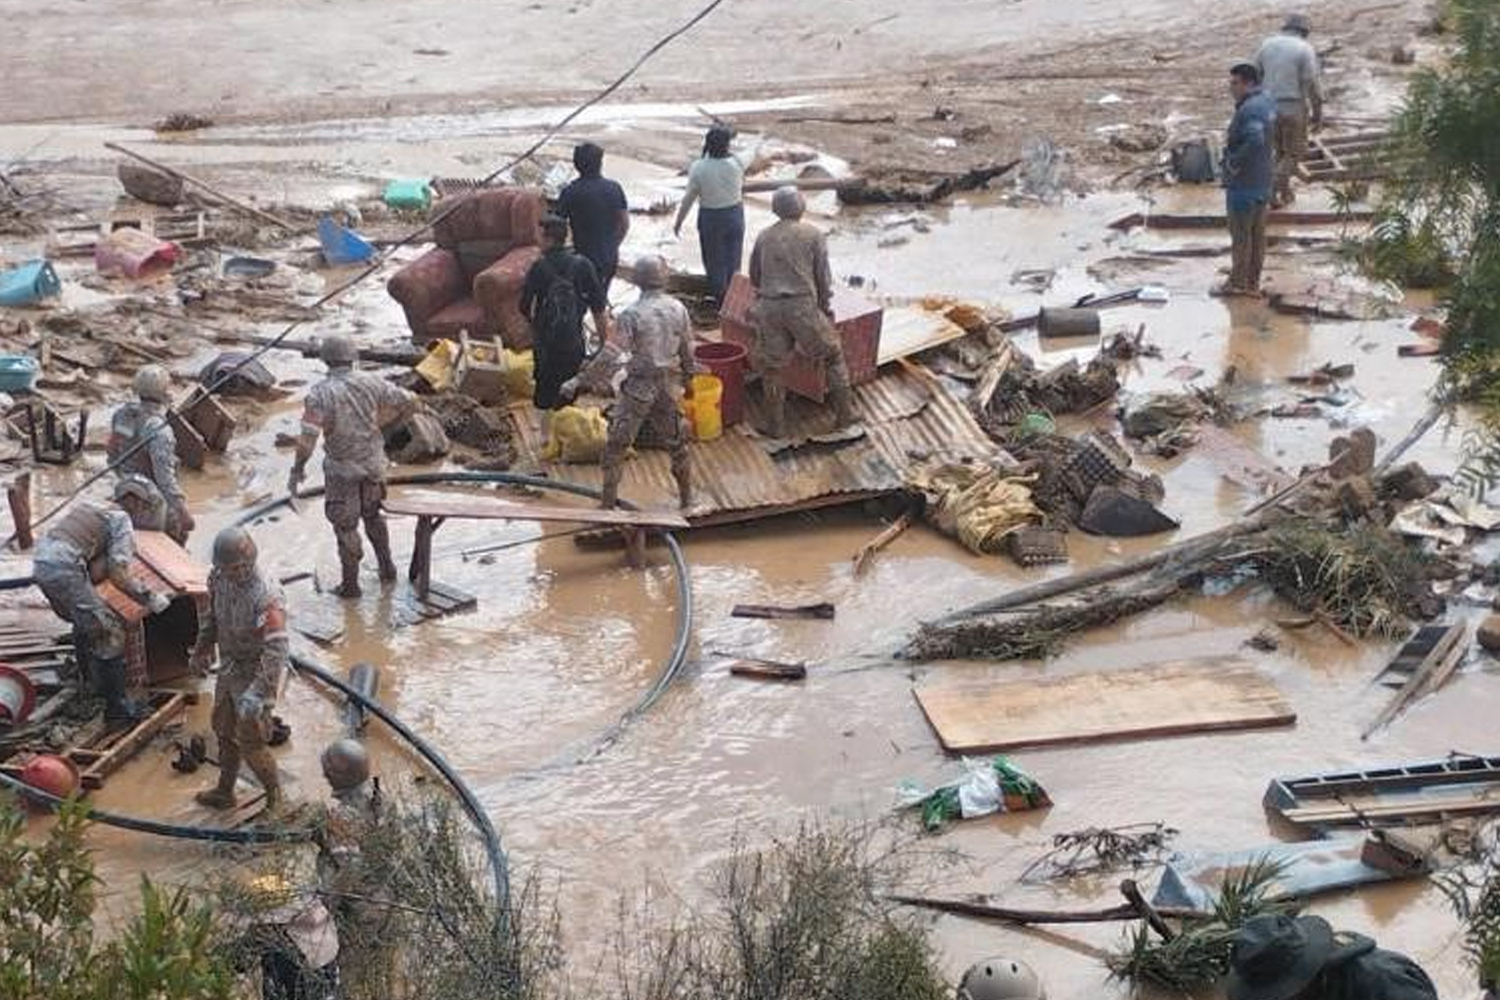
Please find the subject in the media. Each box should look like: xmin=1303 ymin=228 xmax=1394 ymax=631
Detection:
xmin=521 ymin=214 xmax=609 ymax=415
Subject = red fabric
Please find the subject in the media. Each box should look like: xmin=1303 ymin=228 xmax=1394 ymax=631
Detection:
xmin=474 ymin=245 xmax=541 ymax=349
xmin=387 ymin=249 xmax=467 ymax=342
xmin=425 ymin=298 xmax=492 ymax=341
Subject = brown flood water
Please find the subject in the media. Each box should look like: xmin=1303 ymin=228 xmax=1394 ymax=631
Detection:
xmin=2 ymin=122 xmax=1489 ymax=997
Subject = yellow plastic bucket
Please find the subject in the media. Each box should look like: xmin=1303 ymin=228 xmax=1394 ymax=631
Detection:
xmin=680 ymin=374 xmax=724 ymax=442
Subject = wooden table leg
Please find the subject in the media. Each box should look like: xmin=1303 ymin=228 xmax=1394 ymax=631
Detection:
xmin=621 ymin=526 xmax=646 ymax=570
xmin=8 ymin=473 xmax=33 ymax=550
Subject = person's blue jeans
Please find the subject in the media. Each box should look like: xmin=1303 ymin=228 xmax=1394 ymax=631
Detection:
xmin=697 ymin=204 xmax=744 ymax=307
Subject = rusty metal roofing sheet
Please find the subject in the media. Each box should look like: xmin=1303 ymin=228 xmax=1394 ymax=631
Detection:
xmin=509 ymin=364 xmax=1000 ymax=524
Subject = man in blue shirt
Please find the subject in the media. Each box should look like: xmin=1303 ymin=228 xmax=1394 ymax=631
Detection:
xmin=557 ymin=142 xmax=629 ymax=294
xmin=1218 ymin=62 xmax=1277 ymax=297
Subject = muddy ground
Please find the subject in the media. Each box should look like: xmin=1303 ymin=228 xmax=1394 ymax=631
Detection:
xmin=3 ymin=1 xmax=1494 ymax=998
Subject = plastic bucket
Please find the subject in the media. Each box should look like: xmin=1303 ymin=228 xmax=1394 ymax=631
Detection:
xmin=681 ymin=374 xmax=724 ymax=442
xmin=0 ymin=664 xmax=37 ymax=725
xmin=96 ymin=228 xmax=180 ymax=278
xmin=383 ymin=178 xmax=433 ymax=211
xmin=693 ymin=341 xmax=748 ymax=426
xmin=317 ymin=216 xmax=376 ymax=265
xmin=0 ymin=260 xmax=62 ymax=306
xmin=0 ymin=354 xmax=39 ymax=393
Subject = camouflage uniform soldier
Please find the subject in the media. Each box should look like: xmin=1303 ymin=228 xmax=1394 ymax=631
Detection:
xmin=747 ymin=186 xmax=858 ymax=438
xmin=565 ymin=255 xmax=695 ymax=510
xmin=32 ymin=476 xmax=170 ymax=727
xmin=317 ymin=739 xmax=388 ymax=996
xmin=108 ymin=364 xmax=195 ymax=543
xmin=191 ymin=527 xmax=289 ymax=814
xmin=287 ymin=334 xmax=417 ymax=598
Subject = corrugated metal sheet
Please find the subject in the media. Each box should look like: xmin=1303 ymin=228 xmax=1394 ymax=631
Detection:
xmin=510 ymin=365 xmax=999 ymax=524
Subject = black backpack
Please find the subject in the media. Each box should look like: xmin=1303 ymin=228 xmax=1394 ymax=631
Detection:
xmin=537 ymin=256 xmax=582 ymax=341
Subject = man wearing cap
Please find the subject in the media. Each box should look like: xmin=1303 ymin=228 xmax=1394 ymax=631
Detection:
xmin=108 ymin=364 xmax=194 ymax=543
xmin=748 ymin=186 xmax=858 ymax=438
xmin=1226 ymin=913 xmax=1438 ymax=1000
xmin=1257 ymin=14 xmax=1325 ymax=207
xmin=288 ymin=334 xmax=418 ymax=599
xmin=561 ymin=254 xmax=695 ymax=510
xmin=32 ymin=477 xmax=171 ymax=727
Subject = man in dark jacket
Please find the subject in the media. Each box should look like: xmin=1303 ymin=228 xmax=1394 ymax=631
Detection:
xmin=1226 ymin=913 xmax=1438 ymax=1000
xmin=520 ymin=214 xmax=609 ymax=415
xmin=1218 ymin=62 xmax=1277 ymax=297
xmin=557 ymin=142 xmax=629 ymax=294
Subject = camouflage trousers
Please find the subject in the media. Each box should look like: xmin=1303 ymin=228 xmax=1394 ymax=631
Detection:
xmin=751 ymin=295 xmax=851 ymax=392
xmin=210 ymin=659 xmax=276 ymax=753
xmin=603 ymin=374 xmax=688 ymax=471
xmin=33 ymin=558 xmax=125 ymax=660
xmin=323 ymin=476 xmax=385 ymax=564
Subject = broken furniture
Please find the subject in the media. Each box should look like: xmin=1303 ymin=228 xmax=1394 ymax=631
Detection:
xmin=914 ymin=658 xmax=1295 ymax=754
xmin=719 ymin=273 xmax=883 ymax=403
xmin=48 ymin=210 xmax=212 ymax=258
xmin=1362 ymin=621 xmax=1468 ymax=739
xmin=452 ymin=330 xmax=510 ymax=405
xmin=3 ymin=468 xmax=33 ymax=548
xmin=1 ymin=691 xmax=193 ymax=791
xmin=168 ymin=387 xmax=237 ymax=470
xmin=7 ymin=400 xmax=88 ymax=465
xmin=383 ymin=493 xmax=690 ymax=612
xmin=1299 ymin=131 xmax=1402 ymax=184
xmin=1265 ymin=754 xmax=1500 ymax=830
xmin=96 ymin=530 xmax=208 ymax=689
xmin=386 ymin=187 xmax=545 ymax=348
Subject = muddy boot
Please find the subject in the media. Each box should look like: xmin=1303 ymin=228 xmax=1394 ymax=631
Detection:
xmin=762 ymin=379 xmax=787 ymax=440
xmin=335 ymin=556 xmax=363 ymax=599
xmin=97 ymin=657 xmax=147 ymax=730
xmin=243 ymin=745 xmax=283 ymax=817
xmin=366 ymin=518 xmax=398 ymax=583
xmin=672 ymin=453 xmax=693 ymax=511
xmin=195 ymin=743 xmax=240 ymax=810
xmin=828 ymin=385 xmax=858 ymax=430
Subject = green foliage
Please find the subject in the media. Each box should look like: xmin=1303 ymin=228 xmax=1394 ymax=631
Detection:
xmin=1354 ymin=213 xmax=1455 ymax=288
xmin=0 ymin=792 xmax=236 ymax=1000
xmin=1108 ymin=857 xmax=1293 ymax=991
xmin=1436 ymin=837 xmax=1500 ymax=989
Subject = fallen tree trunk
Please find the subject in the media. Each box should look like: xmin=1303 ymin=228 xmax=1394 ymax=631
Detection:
xmin=888 ymin=894 xmax=1207 ymax=925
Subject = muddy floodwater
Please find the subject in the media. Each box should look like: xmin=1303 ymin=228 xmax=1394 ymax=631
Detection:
xmin=3 ymin=0 xmax=1492 ymax=993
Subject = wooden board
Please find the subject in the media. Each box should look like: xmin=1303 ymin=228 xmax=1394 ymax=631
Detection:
xmin=132 ymin=530 xmax=208 ymax=593
xmin=914 ymin=659 xmax=1295 ymax=753
xmin=384 ymin=495 xmax=689 ymax=528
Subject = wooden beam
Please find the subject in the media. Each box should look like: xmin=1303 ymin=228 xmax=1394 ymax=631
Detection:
xmin=383 ymin=495 xmax=689 ymax=528
xmin=887 ymin=894 xmax=1206 ymax=925
xmin=1362 ymin=623 xmax=1468 ymax=739
xmin=104 ymin=143 xmax=298 ymax=231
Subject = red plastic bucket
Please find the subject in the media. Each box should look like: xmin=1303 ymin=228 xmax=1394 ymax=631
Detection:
xmin=693 ymin=341 xmax=748 ymax=427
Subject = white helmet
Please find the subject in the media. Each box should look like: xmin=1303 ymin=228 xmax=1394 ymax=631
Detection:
xmin=957 ymin=957 xmax=1046 ymax=1000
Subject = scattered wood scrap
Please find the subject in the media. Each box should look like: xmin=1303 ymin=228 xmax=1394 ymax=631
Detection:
xmin=731 ymin=602 xmax=836 ymax=621
xmin=1362 ymin=622 xmax=1467 ymax=739
xmin=1265 ymin=754 xmax=1500 ymax=830
xmin=728 ymin=660 xmax=808 ymax=681
xmin=888 ymin=893 xmax=1205 ymax=926
xmin=914 ymin=659 xmax=1295 ymax=754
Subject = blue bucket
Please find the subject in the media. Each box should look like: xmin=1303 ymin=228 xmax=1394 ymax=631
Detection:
xmin=318 ymin=216 xmax=376 ymax=266
xmin=0 ymin=354 xmax=39 ymax=393
xmin=0 ymin=260 xmax=62 ymax=307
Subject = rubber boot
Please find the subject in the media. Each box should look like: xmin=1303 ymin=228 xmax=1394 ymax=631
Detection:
xmin=600 ymin=463 xmax=622 ymax=510
xmin=366 ymin=517 xmax=398 ymax=583
xmin=243 ymin=745 xmax=283 ymax=817
xmin=672 ymin=452 xmax=693 ymax=511
xmin=828 ymin=385 xmax=858 ymax=430
xmin=97 ymin=657 xmax=147 ymax=730
xmin=196 ymin=742 xmax=240 ymax=809
xmin=763 ymin=379 xmax=788 ymax=440
xmin=335 ymin=556 xmax=363 ymax=599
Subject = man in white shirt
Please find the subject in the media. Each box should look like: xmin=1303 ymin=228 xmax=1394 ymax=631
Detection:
xmin=1256 ymin=14 xmax=1325 ymax=207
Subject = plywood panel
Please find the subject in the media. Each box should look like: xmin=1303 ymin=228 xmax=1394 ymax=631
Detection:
xmin=914 ymin=659 xmax=1295 ymax=753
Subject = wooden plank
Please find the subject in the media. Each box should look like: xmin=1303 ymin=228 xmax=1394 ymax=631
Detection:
xmin=913 ymin=659 xmax=1295 ymax=753
xmin=1282 ymin=795 xmax=1500 ymax=827
xmin=132 ymin=530 xmax=208 ymax=593
xmin=384 ymin=495 xmax=689 ymax=528
xmin=77 ymin=692 xmax=190 ymax=789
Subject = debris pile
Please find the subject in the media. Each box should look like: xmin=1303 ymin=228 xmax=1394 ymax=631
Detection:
xmin=422 ymin=392 xmax=514 ymax=470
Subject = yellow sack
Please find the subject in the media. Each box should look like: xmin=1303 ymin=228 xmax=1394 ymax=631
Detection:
xmin=498 ymin=348 xmax=535 ymax=400
xmin=909 ymin=461 xmax=1041 ymax=555
xmin=541 ymin=405 xmax=608 ymax=464
xmin=415 ymin=339 xmax=460 ymax=391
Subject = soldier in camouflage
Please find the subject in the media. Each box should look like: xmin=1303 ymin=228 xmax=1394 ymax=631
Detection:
xmin=747 ymin=186 xmax=858 ymax=438
xmin=317 ymin=739 xmax=388 ymax=995
xmin=564 ymin=254 xmax=695 ymax=510
xmin=108 ymin=364 xmax=195 ymax=543
xmin=287 ymin=334 xmax=417 ymax=598
xmin=190 ymin=526 xmax=289 ymax=814
xmin=33 ymin=476 xmax=171 ymax=727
